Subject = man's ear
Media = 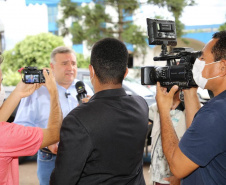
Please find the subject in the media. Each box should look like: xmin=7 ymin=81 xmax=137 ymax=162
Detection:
xmin=220 ymin=59 xmax=226 ymax=77
xmin=50 ymin=63 xmax=54 ymax=70
xmin=123 ymin=68 xmax=129 ymax=79
xmin=89 ymin=64 xmax=94 ymax=77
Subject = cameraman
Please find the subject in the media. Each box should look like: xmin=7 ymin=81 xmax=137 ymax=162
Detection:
xmin=156 ymin=30 xmax=226 ymax=184
xmin=0 ymin=64 xmax=62 ymax=184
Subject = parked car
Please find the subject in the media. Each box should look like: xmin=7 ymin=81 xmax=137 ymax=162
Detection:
xmin=77 ymin=69 xmax=156 ymax=106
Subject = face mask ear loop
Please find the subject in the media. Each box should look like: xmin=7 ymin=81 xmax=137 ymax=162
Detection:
xmin=205 ymin=61 xmax=221 ymax=80
xmin=205 ymin=60 xmax=221 ymax=66
xmin=207 ymin=75 xmax=221 ymax=80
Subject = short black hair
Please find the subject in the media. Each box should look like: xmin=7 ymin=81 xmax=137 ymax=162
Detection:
xmin=90 ymin=38 xmax=128 ymax=84
xmin=212 ymin=31 xmax=226 ymax=61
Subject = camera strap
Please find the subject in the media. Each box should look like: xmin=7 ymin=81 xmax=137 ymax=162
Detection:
xmin=175 ymin=101 xmax=185 ymax=111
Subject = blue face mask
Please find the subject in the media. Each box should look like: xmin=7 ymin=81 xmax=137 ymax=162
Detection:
xmin=192 ymin=59 xmax=221 ymax=89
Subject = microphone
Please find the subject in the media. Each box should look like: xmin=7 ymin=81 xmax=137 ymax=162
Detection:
xmin=75 ymin=81 xmax=87 ymax=105
xmin=65 ymin=92 xmax=71 ymax=98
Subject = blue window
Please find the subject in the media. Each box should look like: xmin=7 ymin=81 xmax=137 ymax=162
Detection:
xmin=48 ymin=5 xmax=58 ymax=33
xmin=73 ymin=44 xmax=83 ymax=54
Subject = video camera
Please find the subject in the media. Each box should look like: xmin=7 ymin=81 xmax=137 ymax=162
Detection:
xmin=22 ymin=67 xmax=47 ymax=84
xmin=141 ymin=19 xmax=202 ymax=89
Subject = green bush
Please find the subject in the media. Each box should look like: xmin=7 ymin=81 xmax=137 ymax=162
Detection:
xmin=2 ymin=32 xmax=65 ymax=86
xmin=2 ymin=69 xmax=22 ymax=86
xmin=76 ymin=53 xmax=90 ymax=68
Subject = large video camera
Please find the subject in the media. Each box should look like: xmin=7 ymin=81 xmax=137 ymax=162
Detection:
xmin=22 ymin=67 xmax=47 ymax=84
xmin=141 ymin=19 xmax=202 ymax=89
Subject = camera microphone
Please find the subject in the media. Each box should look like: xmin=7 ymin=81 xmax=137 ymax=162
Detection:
xmin=75 ymin=81 xmax=87 ymax=105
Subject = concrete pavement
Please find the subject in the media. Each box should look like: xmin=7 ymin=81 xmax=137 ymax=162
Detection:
xmin=19 ymin=161 xmax=151 ymax=185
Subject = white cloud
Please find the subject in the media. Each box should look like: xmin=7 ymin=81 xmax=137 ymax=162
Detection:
xmin=136 ymin=0 xmax=225 ymax=26
xmin=181 ymin=0 xmax=226 ymax=25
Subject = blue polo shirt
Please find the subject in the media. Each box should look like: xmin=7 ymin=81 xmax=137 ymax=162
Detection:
xmin=179 ymin=90 xmax=226 ymax=185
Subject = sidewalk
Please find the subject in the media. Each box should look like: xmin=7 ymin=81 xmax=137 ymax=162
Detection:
xmin=19 ymin=161 xmax=151 ymax=185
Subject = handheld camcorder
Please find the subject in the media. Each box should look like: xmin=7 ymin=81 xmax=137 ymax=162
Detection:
xmin=141 ymin=19 xmax=202 ymax=89
xmin=22 ymin=67 xmax=47 ymax=84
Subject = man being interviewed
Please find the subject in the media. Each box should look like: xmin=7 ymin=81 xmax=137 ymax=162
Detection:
xmin=50 ymin=38 xmax=149 ymax=185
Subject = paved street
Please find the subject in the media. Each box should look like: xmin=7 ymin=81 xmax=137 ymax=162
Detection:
xmin=19 ymin=161 xmax=151 ymax=185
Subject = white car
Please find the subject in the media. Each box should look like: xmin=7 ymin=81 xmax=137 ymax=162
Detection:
xmin=77 ymin=69 xmax=156 ymax=106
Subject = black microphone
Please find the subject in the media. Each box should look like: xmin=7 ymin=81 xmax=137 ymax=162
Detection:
xmin=65 ymin=92 xmax=71 ymax=98
xmin=75 ymin=81 xmax=87 ymax=105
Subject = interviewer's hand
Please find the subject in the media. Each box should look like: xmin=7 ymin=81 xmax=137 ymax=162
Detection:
xmin=15 ymin=81 xmax=42 ymax=99
xmin=81 ymin=95 xmax=92 ymax=103
xmin=42 ymin=68 xmax=57 ymax=94
xmin=156 ymin=82 xmax=179 ymax=113
xmin=48 ymin=143 xmax=58 ymax=154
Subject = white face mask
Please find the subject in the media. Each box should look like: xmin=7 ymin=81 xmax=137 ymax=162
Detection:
xmin=192 ymin=59 xmax=221 ymax=89
xmin=0 ymin=84 xmax=5 ymax=107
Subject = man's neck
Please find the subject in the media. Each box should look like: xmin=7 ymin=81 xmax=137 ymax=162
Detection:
xmin=57 ymin=83 xmax=72 ymax=90
xmin=94 ymin=83 xmax=122 ymax=93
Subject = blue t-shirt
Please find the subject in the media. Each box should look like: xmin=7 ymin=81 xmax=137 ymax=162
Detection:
xmin=179 ymin=90 xmax=226 ymax=185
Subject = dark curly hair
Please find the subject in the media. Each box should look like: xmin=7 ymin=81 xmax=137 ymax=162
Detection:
xmin=90 ymin=38 xmax=128 ymax=85
xmin=212 ymin=31 xmax=226 ymax=61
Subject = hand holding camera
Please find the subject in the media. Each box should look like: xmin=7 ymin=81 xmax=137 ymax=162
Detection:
xmin=42 ymin=68 xmax=58 ymax=95
xmin=14 ymin=81 xmax=42 ymax=99
xmin=21 ymin=66 xmax=49 ymax=84
xmin=156 ymin=82 xmax=179 ymax=113
xmin=16 ymin=67 xmax=56 ymax=98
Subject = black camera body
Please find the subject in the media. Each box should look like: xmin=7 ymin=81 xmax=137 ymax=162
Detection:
xmin=141 ymin=19 xmax=201 ymax=89
xmin=22 ymin=67 xmax=46 ymax=84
